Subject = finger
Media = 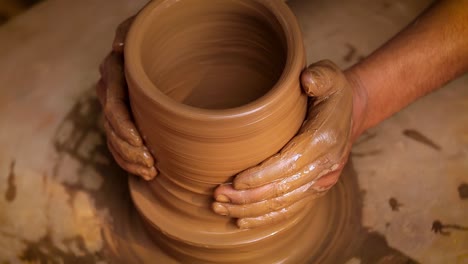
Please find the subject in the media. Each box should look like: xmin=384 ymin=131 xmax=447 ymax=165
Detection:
xmin=216 ymin=159 xmax=339 ymax=204
xmin=236 ymin=197 xmax=313 ymax=229
xmin=214 ymin=184 xmax=273 ymax=204
xmin=233 ymin=133 xmax=315 ymax=190
xmin=101 ymin=52 xmax=143 ymax=147
xmin=104 ymin=118 xmax=154 ymax=168
xmin=105 ymin=101 xmax=143 ymax=148
xmin=112 ymin=16 xmax=135 ymax=53
xmin=107 ymin=139 xmax=157 ymax=181
xmin=233 ymin=117 xmax=349 ymax=191
xmin=314 ymin=170 xmax=341 ymax=189
xmin=213 ymin=181 xmax=320 ymax=218
xmin=233 ymin=153 xmax=292 ymax=190
xmin=300 ymin=60 xmax=347 ymax=98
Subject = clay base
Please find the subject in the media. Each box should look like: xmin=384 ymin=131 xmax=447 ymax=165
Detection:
xmin=103 ymin=166 xmax=361 ymax=263
xmin=133 ymin=178 xmax=314 ymax=263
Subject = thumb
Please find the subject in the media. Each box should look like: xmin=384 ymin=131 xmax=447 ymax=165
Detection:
xmin=300 ymin=60 xmax=346 ymax=98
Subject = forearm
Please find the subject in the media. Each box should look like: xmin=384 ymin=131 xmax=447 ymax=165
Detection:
xmin=347 ymin=0 xmax=468 ymax=138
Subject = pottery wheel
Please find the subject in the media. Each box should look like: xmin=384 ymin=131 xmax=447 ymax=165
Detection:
xmin=104 ymin=162 xmax=362 ymax=264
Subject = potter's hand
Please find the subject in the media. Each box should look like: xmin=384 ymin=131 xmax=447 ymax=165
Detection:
xmin=97 ymin=17 xmax=157 ymax=180
xmin=213 ymin=60 xmax=355 ymax=229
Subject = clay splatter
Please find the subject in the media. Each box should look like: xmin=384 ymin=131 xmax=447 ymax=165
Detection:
xmin=5 ymin=160 xmax=17 ymax=202
xmin=20 ymin=88 xmax=128 ymax=263
xmin=389 ymin=198 xmax=403 ymax=211
xmin=343 ymin=43 xmax=357 ymax=62
xmin=432 ymin=220 xmax=468 ymax=236
xmin=432 ymin=220 xmax=449 ymax=235
xmin=20 ymin=233 xmax=105 ymax=264
xmin=352 ymin=149 xmax=382 ymax=158
xmin=403 ymin=129 xmax=441 ymax=151
xmin=458 ymin=183 xmax=468 ymax=200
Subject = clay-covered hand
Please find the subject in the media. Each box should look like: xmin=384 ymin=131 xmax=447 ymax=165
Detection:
xmin=96 ymin=17 xmax=157 ymax=180
xmin=213 ymin=60 xmax=354 ymax=229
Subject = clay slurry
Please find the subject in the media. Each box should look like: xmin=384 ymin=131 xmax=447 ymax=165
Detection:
xmin=139 ymin=0 xmax=287 ymax=109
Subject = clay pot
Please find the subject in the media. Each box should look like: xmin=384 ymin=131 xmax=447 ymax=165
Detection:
xmin=124 ymin=0 xmax=312 ymax=262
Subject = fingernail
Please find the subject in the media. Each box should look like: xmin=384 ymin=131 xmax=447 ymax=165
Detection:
xmin=140 ymin=167 xmax=157 ymax=181
xmin=141 ymin=173 xmax=153 ymax=181
xmin=151 ymin=167 xmax=158 ymax=177
xmin=216 ymin=195 xmax=230 ymax=203
xmin=147 ymin=167 xmax=158 ymax=179
xmin=142 ymin=151 xmax=154 ymax=167
xmin=213 ymin=203 xmax=229 ymax=216
xmin=301 ymin=72 xmax=316 ymax=96
xmin=237 ymin=219 xmax=250 ymax=229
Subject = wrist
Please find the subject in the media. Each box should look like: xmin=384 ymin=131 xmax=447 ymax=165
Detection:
xmin=344 ymin=66 xmax=369 ymax=142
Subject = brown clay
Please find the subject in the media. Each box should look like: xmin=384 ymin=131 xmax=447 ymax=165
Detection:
xmin=121 ymin=0 xmax=328 ymax=262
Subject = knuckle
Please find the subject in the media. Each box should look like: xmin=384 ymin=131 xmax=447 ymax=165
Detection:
xmin=274 ymin=181 xmax=290 ymax=197
xmin=239 ymin=205 xmax=248 ymax=217
xmin=141 ymin=150 xmax=154 ymax=165
xmin=267 ymin=198 xmax=285 ymax=211
xmin=240 ymin=193 xmax=248 ymax=204
xmin=120 ymin=145 xmax=134 ymax=161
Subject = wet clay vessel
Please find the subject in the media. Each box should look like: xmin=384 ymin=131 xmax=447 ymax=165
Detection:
xmin=124 ymin=0 xmax=313 ymax=262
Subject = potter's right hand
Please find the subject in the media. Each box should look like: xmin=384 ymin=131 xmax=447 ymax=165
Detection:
xmin=96 ymin=17 xmax=157 ymax=180
xmin=213 ymin=60 xmax=366 ymax=229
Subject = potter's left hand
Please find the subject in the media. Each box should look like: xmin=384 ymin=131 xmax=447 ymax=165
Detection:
xmin=213 ymin=60 xmax=358 ymax=229
xmin=97 ymin=17 xmax=158 ymax=180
